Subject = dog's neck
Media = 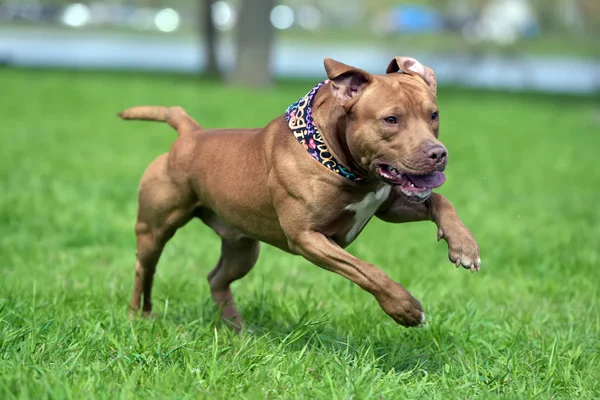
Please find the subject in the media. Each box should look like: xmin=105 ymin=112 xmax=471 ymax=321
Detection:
xmin=285 ymin=81 xmax=369 ymax=183
xmin=312 ymin=88 xmax=354 ymax=170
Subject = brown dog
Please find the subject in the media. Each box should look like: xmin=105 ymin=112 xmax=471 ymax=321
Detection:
xmin=119 ymin=56 xmax=480 ymax=328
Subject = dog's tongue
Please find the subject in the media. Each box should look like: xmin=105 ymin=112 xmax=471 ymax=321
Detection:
xmin=405 ymin=171 xmax=446 ymax=188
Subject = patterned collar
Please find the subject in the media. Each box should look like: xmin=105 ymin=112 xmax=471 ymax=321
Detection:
xmin=285 ymin=81 xmax=368 ymax=183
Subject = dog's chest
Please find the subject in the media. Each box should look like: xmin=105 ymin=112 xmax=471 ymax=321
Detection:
xmin=342 ymin=186 xmax=392 ymax=244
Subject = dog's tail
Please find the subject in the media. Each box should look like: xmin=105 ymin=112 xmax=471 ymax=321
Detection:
xmin=117 ymin=106 xmax=201 ymax=136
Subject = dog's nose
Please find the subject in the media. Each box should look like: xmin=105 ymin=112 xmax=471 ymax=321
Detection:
xmin=426 ymin=145 xmax=447 ymax=164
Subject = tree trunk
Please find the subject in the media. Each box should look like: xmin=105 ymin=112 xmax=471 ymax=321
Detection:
xmin=229 ymin=0 xmax=275 ymax=87
xmin=201 ymin=0 xmax=220 ymax=76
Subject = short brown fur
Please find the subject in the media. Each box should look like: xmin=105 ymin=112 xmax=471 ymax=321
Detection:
xmin=121 ymin=57 xmax=480 ymax=328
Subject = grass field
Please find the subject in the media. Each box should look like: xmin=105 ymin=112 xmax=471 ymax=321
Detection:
xmin=1 ymin=67 xmax=599 ymax=399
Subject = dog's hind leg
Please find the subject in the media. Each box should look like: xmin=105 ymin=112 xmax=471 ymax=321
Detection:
xmin=208 ymin=237 xmax=260 ymax=329
xmin=130 ymin=154 xmax=195 ymax=317
xmin=197 ymin=210 xmax=259 ymax=329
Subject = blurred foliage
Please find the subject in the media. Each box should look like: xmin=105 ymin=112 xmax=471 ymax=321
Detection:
xmin=3 ymin=0 xmax=598 ymax=58
xmin=9 ymin=0 xmax=600 ymax=34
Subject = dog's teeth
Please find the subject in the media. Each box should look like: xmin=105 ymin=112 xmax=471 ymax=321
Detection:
xmin=410 ymin=183 xmax=415 ymax=187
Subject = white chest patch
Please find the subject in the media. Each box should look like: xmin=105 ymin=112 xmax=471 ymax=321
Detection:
xmin=344 ymin=185 xmax=392 ymax=243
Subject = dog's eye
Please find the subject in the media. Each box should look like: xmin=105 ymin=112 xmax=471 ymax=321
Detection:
xmin=431 ymin=111 xmax=439 ymax=121
xmin=383 ymin=116 xmax=398 ymax=124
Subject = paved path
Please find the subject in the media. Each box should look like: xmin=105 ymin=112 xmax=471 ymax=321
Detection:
xmin=1 ymin=28 xmax=598 ymax=94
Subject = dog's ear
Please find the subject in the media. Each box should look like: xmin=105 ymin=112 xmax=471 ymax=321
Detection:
xmin=324 ymin=58 xmax=371 ymax=107
xmin=386 ymin=56 xmax=437 ymax=96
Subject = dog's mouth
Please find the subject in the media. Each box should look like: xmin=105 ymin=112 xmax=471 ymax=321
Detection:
xmin=375 ymin=164 xmax=446 ymax=202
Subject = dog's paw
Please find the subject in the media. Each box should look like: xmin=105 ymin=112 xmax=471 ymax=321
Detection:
xmin=438 ymin=225 xmax=481 ymax=272
xmin=378 ymin=289 xmax=426 ymax=327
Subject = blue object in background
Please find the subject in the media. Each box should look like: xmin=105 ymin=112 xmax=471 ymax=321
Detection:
xmin=392 ymin=5 xmax=444 ymax=33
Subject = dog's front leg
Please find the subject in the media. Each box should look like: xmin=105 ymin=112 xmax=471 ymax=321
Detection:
xmin=377 ymin=193 xmax=481 ymax=272
xmin=287 ymin=231 xmax=425 ymax=327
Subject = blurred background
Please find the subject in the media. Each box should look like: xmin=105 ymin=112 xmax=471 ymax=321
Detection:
xmin=1 ymin=4 xmax=600 ymax=396
xmin=0 ymin=0 xmax=598 ymax=94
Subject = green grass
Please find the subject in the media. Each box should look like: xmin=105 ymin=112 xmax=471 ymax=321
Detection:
xmin=1 ymin=67 xmax=599 ymax=399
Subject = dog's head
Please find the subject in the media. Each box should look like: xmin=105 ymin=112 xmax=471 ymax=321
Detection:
xmin=324 ymin=56 xmax=446 ymax=202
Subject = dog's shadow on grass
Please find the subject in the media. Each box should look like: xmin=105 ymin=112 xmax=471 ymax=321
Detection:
xmin=235 ymin=302 xmax=458 ymax=375
xmin=160 ymin=291 xmax=461 ymax=375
